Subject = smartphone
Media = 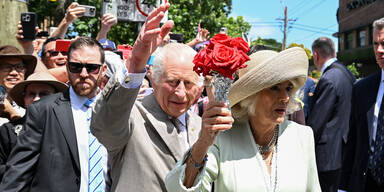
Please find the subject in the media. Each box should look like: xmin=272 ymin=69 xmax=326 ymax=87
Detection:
xmin=79 ymin=5 xmax=96 ymax=17
xmin=55 ymin=39 xmax=72 ymax=52
xmin=0 ymin=86 xmax=7 ymax=104
xmin=105 ymin=0 xmax=117 ymax=18
xmin=21 ymin=12 xmax=37 ymax=41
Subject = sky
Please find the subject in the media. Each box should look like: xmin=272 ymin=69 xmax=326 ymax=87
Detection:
xmin=229 ymin=0 xmax=339 ymax=50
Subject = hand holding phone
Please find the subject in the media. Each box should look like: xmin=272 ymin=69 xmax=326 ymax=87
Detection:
xmin=79 ymin=5 xmax=96 ymax=17
xmin=65 ymin=2 xmax=86 ymax=23
xmin=21 ymin=12 xmax=37 ymax=41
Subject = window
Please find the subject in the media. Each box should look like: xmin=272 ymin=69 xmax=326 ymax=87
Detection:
xmin=345 ymin=32 xmax=353 ymax=50
xmin=358 ymin=29 xmax=366 ymax=47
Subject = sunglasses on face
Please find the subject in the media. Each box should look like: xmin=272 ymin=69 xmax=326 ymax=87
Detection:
xmin=45 ymin=50 xmax=68 ymax=57
xmin=67 ymin=62 xmax=102 ymax=74
xmin=0 ymin=64 xmax=26 ymax=73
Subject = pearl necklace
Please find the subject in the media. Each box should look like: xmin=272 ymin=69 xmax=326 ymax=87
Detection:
xmin=257 ymin=126 xmax=279 ymax=159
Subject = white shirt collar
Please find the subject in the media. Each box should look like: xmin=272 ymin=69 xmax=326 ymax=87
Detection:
xmin=321 ymin=58 xmax=337 ymax=75
xmin=69 ymin=86 xmax=97 ymax=110
xmin=169 ymin=113 xmax=187 ymax=127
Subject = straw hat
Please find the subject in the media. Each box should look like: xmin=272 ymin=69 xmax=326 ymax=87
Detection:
xmin=0 ymin=45 xmax=37 ymax=78
xmin=229 ymin=47 xmax=308 ymax=117
xmin=10 ymin=71 xmax=68 ymax=108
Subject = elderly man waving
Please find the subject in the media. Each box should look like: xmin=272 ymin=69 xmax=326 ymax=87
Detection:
xmin=90 ymin=3 xmax=206 ymax=192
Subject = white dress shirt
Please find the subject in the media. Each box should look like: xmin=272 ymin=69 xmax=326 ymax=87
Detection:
xmin=69 ymin=87 xmax=109 ymax=192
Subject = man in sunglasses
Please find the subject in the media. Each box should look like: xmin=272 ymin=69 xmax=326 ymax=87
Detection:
xmin=0 ymin=45 xmax=36 ymax=126
xmin=0 ymin=37 xmax=109 ymax=192
xmin=40 ymin=37 xmax=69 ymax=82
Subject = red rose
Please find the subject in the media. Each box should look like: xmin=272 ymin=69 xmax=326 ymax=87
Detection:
xmin=193 ymin=34 xmax=250 ymax=79
xmin=230 ymin=37 xmax=250 ymax=53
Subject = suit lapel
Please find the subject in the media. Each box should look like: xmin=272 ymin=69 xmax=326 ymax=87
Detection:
xmin=140 ymin=94 xmax=185 ymax=161
xmin=53 ymin=91 xmax=80 ymax=171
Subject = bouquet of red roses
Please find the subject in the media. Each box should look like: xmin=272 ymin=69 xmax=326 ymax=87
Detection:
xmin=193 ymin=33 xmax=250 ymax=103
xmin=193 ymin=33 xmax=250 ymax=80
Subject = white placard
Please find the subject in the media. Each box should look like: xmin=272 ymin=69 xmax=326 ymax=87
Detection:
xmin=102 ymin=0 xmax=168 ymax=22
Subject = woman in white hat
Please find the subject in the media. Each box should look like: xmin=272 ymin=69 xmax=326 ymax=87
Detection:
xmin=165 ymin=47 xmax=321 ymax=191
xmin=0 ymin=71 xmax=67 ymax=181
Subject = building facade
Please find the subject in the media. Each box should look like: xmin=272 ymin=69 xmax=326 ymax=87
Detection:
xmin=336 ymin=0 xmax=384 ymax=76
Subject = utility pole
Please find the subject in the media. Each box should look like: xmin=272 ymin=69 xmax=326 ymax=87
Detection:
xmin=277 ymin=6 xmax=296 ymax=50
xmin=282 ymin=6 xmax=287 ymax=50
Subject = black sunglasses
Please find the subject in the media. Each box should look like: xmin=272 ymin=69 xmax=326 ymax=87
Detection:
xmin=67 ymin=62 xmax=102 ymax=74
xmin=46 ymin=50 xmax=68 ymax=57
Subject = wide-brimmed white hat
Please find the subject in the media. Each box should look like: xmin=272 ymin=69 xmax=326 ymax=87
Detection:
xmin=228 ymin=47 xmax=308 ymax=117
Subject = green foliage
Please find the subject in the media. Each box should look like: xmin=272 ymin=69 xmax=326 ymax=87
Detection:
xmin=27 ymin=0 xmax=65 ymax=26
xmin=347 ymin=62 xmax=360 ymax=78
xmin=310 ymin=70 xmax=321 ymax=80
xmin=251 ymin=37 xmax=282 ymax=51
xmin=168 ymin=0 xmax=250 ymax=41
xmin=27 ymin=0 xmax=250 ymax=46
xmin=287 ymin=42 xmax=312 ymax=60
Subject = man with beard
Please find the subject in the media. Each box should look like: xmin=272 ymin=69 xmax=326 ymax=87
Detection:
xmin=0 ymin=37 xmax=109 ymax=192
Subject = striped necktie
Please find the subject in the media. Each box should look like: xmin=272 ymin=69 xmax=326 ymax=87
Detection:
xmin=369 ymin=93 xmax=384 ymax=185
xmin=84 ymin=99 xmax=105 ymax=192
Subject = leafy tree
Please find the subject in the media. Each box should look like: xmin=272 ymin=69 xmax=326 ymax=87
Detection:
xmin=168 ymin=0 xmax=250 ymax=41
xmin=27 ymin=0 xmax=250 ymax=45
xmin=251 ymin=37 xmax=282 ymax=51
xmin=287 ymin=42 xmax=312 ymax=60
xmin=347 ymin=62 xmax=360 ymax=78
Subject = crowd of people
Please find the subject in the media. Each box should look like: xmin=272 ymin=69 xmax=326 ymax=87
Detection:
xmin=0 ymin=2 xmax=383 ymax=192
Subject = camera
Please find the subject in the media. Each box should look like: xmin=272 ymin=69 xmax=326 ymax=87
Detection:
xmin=219 ymin=27 xmax=228 ymax=34
xmin=79 ymin=5 xmax=96 ymax=17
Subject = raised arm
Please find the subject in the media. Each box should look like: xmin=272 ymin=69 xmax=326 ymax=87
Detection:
xmin=50 ymin=2 xmax=85 ymax=38
xmin=91 ymin=3 xmax=174 ymax=151
xmin=183 ymin=100 xmax=233 ymax=187
xmin=96 ymin=13 xmax=117 ymax=41
xmin=127 ymin=3 xmax=173 ymax=73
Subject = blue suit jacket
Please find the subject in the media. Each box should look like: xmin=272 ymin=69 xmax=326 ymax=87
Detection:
xmin=306 ymin=61 xmax=355 ymax=172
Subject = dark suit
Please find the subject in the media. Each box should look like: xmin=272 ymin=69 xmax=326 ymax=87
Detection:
xmin=0 ymin=116 xmax=25 ymax=182
xmin=307 ymin=61 xmax=355 ymax=191
xmin=340 ymin=72 xmax=384 ymax=191
xmin=0 ymin=91 xmax=81 ymax=192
